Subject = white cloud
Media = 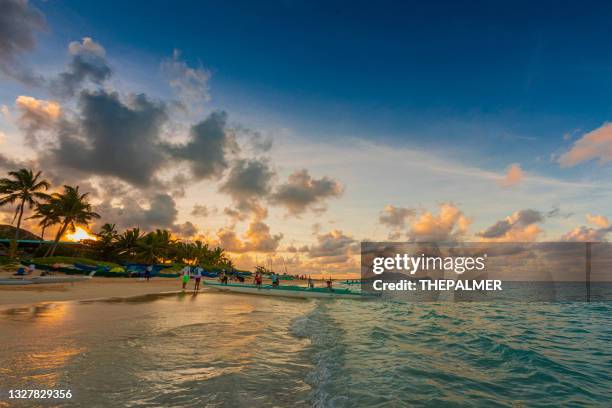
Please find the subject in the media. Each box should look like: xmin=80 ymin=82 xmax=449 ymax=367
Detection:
xmin=68 ymin=37 xmax=106 ymax=57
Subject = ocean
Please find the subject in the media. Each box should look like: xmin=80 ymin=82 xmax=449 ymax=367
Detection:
xmin=0 ymin=292 xmax=610 ymax=407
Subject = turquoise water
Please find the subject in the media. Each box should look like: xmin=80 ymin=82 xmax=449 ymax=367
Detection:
xmin=1 ymin=293 xmax=610 ymax=407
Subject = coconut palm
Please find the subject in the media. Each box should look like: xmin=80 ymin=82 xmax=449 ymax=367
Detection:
xmin=0 ymin=169 xmax=50 ymax=256
xmin=29 ymin=202 xmax=58 ymax=241
xmin=115 ymin=228 xmax=145 ymax=259
xmin=209 ymin=246 xmax=229 ymax=266
xmin=44 ymin=185 xmax=100 ymax=257
xmin=136 ymin=229 xmax=175 ymax=264
xmin=88 ymin=223 xmax=118 ymax=260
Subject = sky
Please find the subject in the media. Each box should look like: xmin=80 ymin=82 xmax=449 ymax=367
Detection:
xmin=1 ymin=0 xmax=612 ymax=276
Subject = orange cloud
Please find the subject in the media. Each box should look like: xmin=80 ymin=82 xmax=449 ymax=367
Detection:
xmin=499 ymin=163 xmax=524 ymax=187
xmin=477 ymin=209 xmax=543 ymax=242
xmin=561 ymin=226 xmax=611 ymax=242
xmin=586 ymin=213 xmax=609 ymax=228
xmin=559 ymin=123 xmax=612 ymax=167
xmin=15 ymin=95 xmax=62 ymax=121
xmin=408 ymin=203 xmax=470 ymax=242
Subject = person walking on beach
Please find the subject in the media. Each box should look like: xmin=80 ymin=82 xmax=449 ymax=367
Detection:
xmin=271 ymin=272 xmax=279 ymax=287
xmin=145 ymin=265 xmax=152 ymax=281
xmin=181 ymin=265 xmax=191 ymax=290
xmin=193 ymin=266 xmax=202 ymax=292
xmin=308 ymin=276 xmax=314 ymax=288
xmin=219 ymin=269 xmax=228 ymax=285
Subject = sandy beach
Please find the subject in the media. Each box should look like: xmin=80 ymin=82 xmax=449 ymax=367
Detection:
xmin=0 ymin=269 xmax=311 ymax=307
xmin=0 ymin=276 xmax=187 ymax=307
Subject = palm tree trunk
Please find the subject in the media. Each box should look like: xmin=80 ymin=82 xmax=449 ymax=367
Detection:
xmin=9 ymin=199 xmax=25 ymax=258
xmin=45 ymin=221 xmax=67 ymax=257
xmin=14 ymin=199 xmax=24 ymax=241
xmin=50 ymin=222 xmax=70 ymax=257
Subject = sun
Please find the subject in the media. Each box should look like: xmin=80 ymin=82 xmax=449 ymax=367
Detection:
xmin=65 ymin=227 xmax=97 ymax=242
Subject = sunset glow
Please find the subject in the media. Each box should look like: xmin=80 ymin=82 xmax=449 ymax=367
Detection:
xmin=65 ymin=227 xmax=97 ymax=242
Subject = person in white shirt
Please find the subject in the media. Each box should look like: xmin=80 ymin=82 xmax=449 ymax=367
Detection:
xmin=193 ymin=266 xmax=203 ymax=291
xmin=181 ymin=265 xmax=191 ymax=289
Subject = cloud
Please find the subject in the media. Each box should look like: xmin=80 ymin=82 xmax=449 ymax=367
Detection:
xmin=219 ymin=158 xmax=275 ymax=210
xmin=15 ymin=95 xmax=61 ymax=123
xmin=15 ymin=95 xmax=62 ymax=145
xmin=562 ymin=213 xmax=612 ymax=242
xmin=161 ymin=49 xmax=211 ymax=107
xmin=51 ymin=37 xmax=112 ymax=97
xmin=164 ymin=110 xmax=235 ymax=180
xmin=172 ymin=221 xmax=199 ymax=239
xmin=379 ymin=205 xmax=416 ymax=240
xmin=379 ymin=205 xmax=415 ymax=228
xmin=307 ymin=230 xmax=358 ymax=261
xmin=191 ymin=204 xmax=215 ymax=218
xmin=560 ymin=226 xmax=612 ymax=242
xmin=270 ymin=169 xmax=343 ymax=216
xmin=216 ymin=217 xmax=283 ymax=253
xmin=0 ymin=153 xmax=33 ymax=171
xmin=286 ymin=244 xmax=309 ymax=253
xmin=559 ymin=123 xmax=612 ymax=167
xmin=233 ymin=126 xmax=273 ymax=153
xmin=586 ymin=213 xmax=609 ymax=228
xmin=43 ymin=90 xmax=167 ymax=187
xmin=477 ymin=209 xmax=543 ymax=242
xmin=407 ymin=203 xmax=471 ymax=242
xmin=96 ymin=193 xmax=178 ymax=230
xmin=0 ymin=0 xmax=46 ymax=85
xmin=499 ymin=163 xmax=524 ymax=187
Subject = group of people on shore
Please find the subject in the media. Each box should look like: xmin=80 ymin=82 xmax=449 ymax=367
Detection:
xmin=180 ymin=265 xmax=205 ymax=291
xmin=179 ymin=265 xmax=333 ymax=292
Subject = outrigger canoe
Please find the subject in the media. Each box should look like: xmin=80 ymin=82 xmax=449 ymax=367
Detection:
xmin=203 ymin=281 xmax=379 ymax=300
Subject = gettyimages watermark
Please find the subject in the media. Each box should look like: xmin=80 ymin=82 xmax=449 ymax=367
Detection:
xmin=361 ymin=242 xmax=612 ymax=302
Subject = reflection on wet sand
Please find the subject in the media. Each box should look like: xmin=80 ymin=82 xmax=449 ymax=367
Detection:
xmin=0 ymin=293 xmax=314 ymax=407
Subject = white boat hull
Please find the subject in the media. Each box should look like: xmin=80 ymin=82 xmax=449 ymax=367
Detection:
xmin=203 ymin=282 xmax=376 ymax=300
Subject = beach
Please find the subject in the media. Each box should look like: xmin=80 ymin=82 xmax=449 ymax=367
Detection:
xmin=0 ymin=277 xmax=183 ymax=307
xmin=0 ymin=269 xmax=312 ymax=307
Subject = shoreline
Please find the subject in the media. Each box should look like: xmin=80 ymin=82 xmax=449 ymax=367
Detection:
xmin=0 ymin=277 xmax=200 ymax=307
xmin=0 ymin=275 xmax=313 ymax=307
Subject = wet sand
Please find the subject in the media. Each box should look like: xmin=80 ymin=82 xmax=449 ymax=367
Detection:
xmin=0 ymin=277 xmax=186 ymax=307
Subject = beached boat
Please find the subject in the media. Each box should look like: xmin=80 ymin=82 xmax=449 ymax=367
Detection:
xmin=203 ymin=281 xmax=379 ymax=300
xmin=0 ymin=279 xmax=34 ymax=285
xmin=342 ymin=279 xmax=362 ymax=285
xmin=0 ymin=271 xmax=96 ymax=285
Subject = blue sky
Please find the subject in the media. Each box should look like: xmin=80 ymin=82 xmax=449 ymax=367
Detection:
xmin=40 ymin=0 xmax=612 ymax=136
xmin=30 ymin=0 xmax=612 ymax=185
xmin=2 ymin=0 xmax=612 ymax=274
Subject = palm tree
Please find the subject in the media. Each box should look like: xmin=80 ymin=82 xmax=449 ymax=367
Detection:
xmin=210 ymin=246 xmax=228 ymax=266
xmin=115 ymin=228 xmax=145 ymax=260
xmin=136 ymin=229 xmax=175 ymax=264
xmin=29 ymin=202 xmax=58 ymax=241
xmin=88 ymin=223 xmax=118 ymax=260
xmin=44 ymin=185 xmax=100 ymax=257
xmin=0 ymin=169 xmax=50 ymax=256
